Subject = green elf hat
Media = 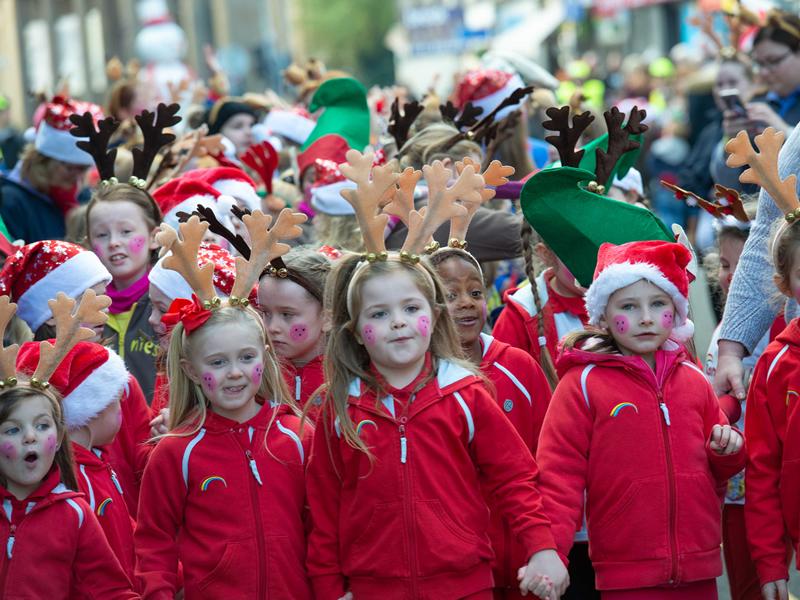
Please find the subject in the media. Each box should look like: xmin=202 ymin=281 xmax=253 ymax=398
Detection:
xmin=300 ymin=77 xmax=370 ymax=152
xmin=521 ymin=106 xmax=672 ymax=288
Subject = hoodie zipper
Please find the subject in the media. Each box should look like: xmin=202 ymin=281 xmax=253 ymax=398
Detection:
xmin=237 ymin=436 xmax=266 ymax=598
xmin=397 ymin=396 xmax=419 ymax=597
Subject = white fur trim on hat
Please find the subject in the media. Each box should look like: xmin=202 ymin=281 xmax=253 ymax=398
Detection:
xmin=263 ymin=110 xmax=315 ymax=144
xmin=611 ymin=168 xmax=644 ymax=197
xmin=18 ymin=251 xmax=112 ymax=331
xmin=213 ymin=179 xmax=261 ymax=212
xmin=62 ymin=350 xmax=129 ymax=429
xmin=35 ymin=121 xmax=95 ymax=166
xmin=585 ymin=261 xmax=689 ymax=330
xmin=163 ymin=194 xmax=223 ymax=230
xmin=311 ymin=180 xmax=356 ymax=216
xmin=471 ymin=73 xmax=526 ymax=122
xmin=150 ymin=254 xmax=229 ymax=301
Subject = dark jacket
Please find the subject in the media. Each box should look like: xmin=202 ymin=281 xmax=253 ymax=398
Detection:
xmin=105 ymin=295 xmax=158 ymax=403
xmin=0 ymin=173 xmax=65 ymax=242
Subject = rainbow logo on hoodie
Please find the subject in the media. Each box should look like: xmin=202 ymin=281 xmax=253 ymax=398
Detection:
xmin=610 ymin=402 xmax=638 ymax=417
xmin=96 ymin=498 xmax=112 ymax=516
xmin=200 ymin=476 xmax=227 ymax=492
xmin=356 ymin=420 xmax=377 ymax=435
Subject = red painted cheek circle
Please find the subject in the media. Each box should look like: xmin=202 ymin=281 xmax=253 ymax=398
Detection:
xmin=661 ymin=312 xmax=674 ymax=329
xmin=289 ymin=324 xmax=309 ymax=342
xmin=201 ymin=372 xmax=217 ymax=392
xmin=129 ymin=235 xmax=147 ymax=254
xmin=417 ymin=315 xmax=431 ymax=337
xmin=613 ymin=315 xmax=629 ymax=334
xmin=362 ymin=325 xmax=376 ymax=345
xmin=252 ymin=364 xmax=264 ymax=386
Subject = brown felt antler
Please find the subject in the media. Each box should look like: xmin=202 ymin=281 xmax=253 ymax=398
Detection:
xmin=388 ymin=99 xmax=424 ymax=149
xmin=30 ymin=290 xmax=111 ymax=387
xmin=156 ymin=217 xmax=218 ymax=306
xmin=0 ymin=297 xmax=19 ymax=388
xmin=239 ymin=141 xmax=279 ymax=193
xmin=402 ymin=161 xmax=478 ymax=255
xmin=661 ymin=180 xmax=750 ymax=222
xmin=542 ymin=106 xmax=595 ymax=168
xmin=339 ymin=149 xmax=399 ymax=255
xmin=176 ymin=205 xmax=252 ymax=258
xmin=482 ymin=111 xmax=522 ymax=170
xmin=594 ymin=106 xmax=648 ymax=187
xmin=439 ymin=100 xmax=483 ymax=130
xmin=468 ymin=86 xmax=535 ymax=144
xmin=230 ymin=208 xmax=307 ymax=303
xmin=450 ymin=159 xmax=514 ymax=243
xmin=381 ymin=167 xmax=422 ymax=226
xmin=132 ymin=103 xmax=181 ymax=181
xmin=69 ymin=112 xmax=120 ymax=181
xmin=725 ymin=128 xmax=799 ymax=217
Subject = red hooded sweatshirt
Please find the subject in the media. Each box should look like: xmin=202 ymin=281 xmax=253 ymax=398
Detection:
xmin=73 ymin=443 xmax=137 ymax=587
xmin=479 ymin=333 xmax=551 ymax=595
xmin=537 ymin=341 xmax=744 ymax=591
xmin=0 ymin=468 xmax=139 ymax=599
xmin=282 ymin=354 xmax=325 ymax=411
xmin=492 ymin=271 xmax=587 ymax=365
xmin=744 ymin=318 xmax=800 ymax=585
xmin=106 ymin=375 xmax=152 ymax=518
xmin=306 ymin=356 xmax=555 ymax=600
xmin=135 ymin=402 xmax=312 ymax=599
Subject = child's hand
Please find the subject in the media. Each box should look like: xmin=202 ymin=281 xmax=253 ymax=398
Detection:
xmin=709 ymin=424 xmax=743 ymax=455
xmin=761 ymin=579 xmax=789 ymax=600
xmin=516 ymin=572 xmax=554 ymax=599
xmin=518 ymin=549 xmax=568 ymax=597
xmin=149 ymin=408 xmax=170 ymax=437
xmin=337 ymin=593 xmax=353 ymax=600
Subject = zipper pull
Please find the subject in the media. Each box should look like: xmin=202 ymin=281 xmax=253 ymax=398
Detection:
xmin=6 ymin=524 xmax=15 ymax=559
xmin=399 ymin=419 xmax=407 ymax=464
xmin=110 ymin=469 xmax=124 ymax=496
xmin=660 ymin=402 xmax=671 ymax=426
xmin=295 ymin=376 xmax=301 ymax=402
xmin=246 ymin=450 xmax=263 ymax=486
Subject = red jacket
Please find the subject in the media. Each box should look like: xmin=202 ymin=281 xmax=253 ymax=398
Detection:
xmin=537 ymin=343 xmax=744 ymax=591
xmin=106 ymin=375 xmax=152 ymax=518
xmin=492 ymin=271 xmax=587 ymax=365
xmin=0 ymin=468 xmax=138 ymax=599
xmin=282 ymin=354 xmax=325 ymax=411
xmin=480 ymin=333 xmax=551 ymax=593
xmin=306 ymin=357 xmax=555 ymax=600
xmin=135 ymin=402 xmax=312 ymax=599
xmin=73 ymin=443 xmax=137 ymax=587
xmin=744 ymin=318 xmax=800 ymax=584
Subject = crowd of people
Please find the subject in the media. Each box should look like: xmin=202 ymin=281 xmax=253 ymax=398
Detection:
xmin=0 ymin=5 xmax=799 ymax=600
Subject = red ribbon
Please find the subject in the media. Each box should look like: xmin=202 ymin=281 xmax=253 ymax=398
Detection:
xmin=161 ymin=295 xmax=213 ymax=334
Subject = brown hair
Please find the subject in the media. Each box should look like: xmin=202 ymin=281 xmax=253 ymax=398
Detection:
xmin=85 ymin=184 xmax=163 ymax=266
xmin=398 ymin=123 xmax=482 ymax=170
xmin=0 ymin=386 xmax=78 ymax=491
xmin=279 ymin=247 xmax=333 ymax=302
xmin=772 ymin=220 xmax=800 ymax=296
xmin=520 ymin=220 xmax=559 ymax=390
xmin=19 ymin=146 xmax=62 ymax=193
xmin=312 ymin=213 xmax=365 ymax=253
xmin=322 ymin=253 xmax=472 ymax=457
xmin=754 ymin=11 xmax=800 ymax=52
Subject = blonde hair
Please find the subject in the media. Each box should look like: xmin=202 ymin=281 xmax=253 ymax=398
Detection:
xmin=312 ymin=213 xmax=365 ymax=253
xmin=398 ymin=123 xmax=482 ymax=170
xmin=19 ymin=146 xmax=61 ymax=193
xmin=165 ymin=306 xmax=294 ymax=436
xmin=322 ymin=254 xmax=473 ymax=456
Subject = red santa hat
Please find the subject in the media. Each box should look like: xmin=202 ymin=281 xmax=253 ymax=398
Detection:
xmin=152 ymin=177 xmax=236 ymax=230
xmin=183 ymin=167 xmax=261 ymax=212
xmin=296 ymin=135 xmax=350 ymax=178
xmin=0 ymin=241 xmax=112 ymax=331
xmin=35 ymin=96 xmax=104 ymax=166
xmin=454 ymin=68 xmax=526 ymax=121
xmin=149 ymin=242 xmax=257 ymax=304
xmin=585 ymin=240 xmax=694 ymax=342
xmin=17 ymin=341 xmax=128 ymax=430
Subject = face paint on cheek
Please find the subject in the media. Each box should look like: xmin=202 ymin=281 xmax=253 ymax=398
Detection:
xmin=0 ymin=442 xmax=16 ymax=460
xmin=251 ymin=364 xmax=263 ymax=387
xmin=45 ymin=435 xmax=57 ymax=455
xmin=417 ymin=315 xmax=431 ymax=337
xmin=661 ymin=311 xmax=674 ymax=329
xmin=201 ymin=372 xmax=217 ymax=392
xmin=289 ymin=324 xmax=309 ymax=342
xmin=92 ymin=244 xmax=104 ymax=258
xmin=128 ymin=235 xmax=147 ymax=255
xmin=362 ymin=325 xmax=376 ymax=345
xmin=613 ymin=315 xmax=630 ymax=334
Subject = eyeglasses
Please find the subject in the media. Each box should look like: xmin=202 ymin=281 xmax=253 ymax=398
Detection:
xmin=753 ymin=51 xmax=793 ymax=71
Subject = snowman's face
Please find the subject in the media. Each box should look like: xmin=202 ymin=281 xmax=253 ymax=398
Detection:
xmin=136 ymin=23 xmax=187 ymax=63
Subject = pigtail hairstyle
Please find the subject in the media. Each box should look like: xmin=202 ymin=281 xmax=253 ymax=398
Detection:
xmin=520 ymin=219 xmax=559 ymax=390
xmin=322 ymin=253 xmax=472 ymax=458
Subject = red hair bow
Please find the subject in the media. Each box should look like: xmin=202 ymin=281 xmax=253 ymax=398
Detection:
xmin=161 ymin=295 xmax=213 ymax=334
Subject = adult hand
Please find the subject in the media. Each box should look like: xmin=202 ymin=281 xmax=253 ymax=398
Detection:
xmin=747 ymin=102 xmax=792 ymax=136
xmin=713 ymin=340 xmax=747 ymax=399
xmin=722 ymin=110 xmax=752 ymax=138
xmin=761 ymin=579 xmax=789 ymax=600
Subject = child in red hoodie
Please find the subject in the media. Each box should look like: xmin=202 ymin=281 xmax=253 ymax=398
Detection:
xmin=430 ymin=246 xmax=553 ymax=599
xmin=307 ymin=251 xmax=565 ymax=600
xmin=16 ymin=340 xmax=137 ymax=588
xmin=536 ymin=240 xmax=745 ymax=599
xmin=258 ymin=247 xmax=334 ymax=413
xmin=135 ymin=214 xmax=312 ymax=599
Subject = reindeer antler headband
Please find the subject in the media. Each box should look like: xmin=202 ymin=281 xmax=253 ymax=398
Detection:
xmin=660 ymin=180 xmax=750 ymax=224
xmin=69 ymin=103 xmax=181 ymax=190
xmin=0 ymin=291 xmax=110 ymax=392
